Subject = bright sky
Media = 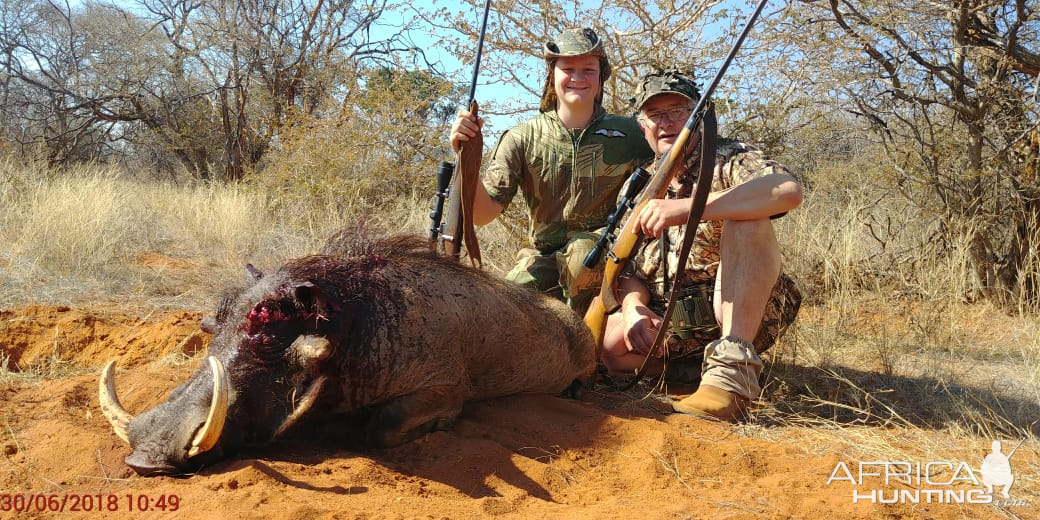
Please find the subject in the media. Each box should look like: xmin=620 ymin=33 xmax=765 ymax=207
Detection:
xmin=367 ymin=3 xmax=532 ymax=134
xmin=86 ymin=0 xmax=757 ymax=136
xmin=377 ymin=0 xmax=758 ymax=135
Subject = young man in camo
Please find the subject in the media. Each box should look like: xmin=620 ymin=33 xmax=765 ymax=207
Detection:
xmin=449 ymin=28 xmax=653 ymax=314
xmin=600 ymin=70 xmax=803 ymax=421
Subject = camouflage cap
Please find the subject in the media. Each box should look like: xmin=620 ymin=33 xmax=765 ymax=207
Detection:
xmin=543 ymin=28 xmax=607 ymax=60
xmin=629 ymin=70 xmax=701 ymax=111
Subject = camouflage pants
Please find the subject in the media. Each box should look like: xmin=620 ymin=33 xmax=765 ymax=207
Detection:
xmin=504 ymin=230 xmax=603 ymax=314
xmin=659 ymin=272 xmax=802 ymax=362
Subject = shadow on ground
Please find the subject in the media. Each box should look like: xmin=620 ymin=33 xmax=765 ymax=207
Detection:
xmin=760 ymin=360 xmax=1039 ymax=437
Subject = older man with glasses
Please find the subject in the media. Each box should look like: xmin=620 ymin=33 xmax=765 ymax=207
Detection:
xmin=599 ymin=70 xmax=804 ymax=421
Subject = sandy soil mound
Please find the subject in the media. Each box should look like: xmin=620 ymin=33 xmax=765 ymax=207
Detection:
xmin=0 ymin=305 xmax=1028 ymax=519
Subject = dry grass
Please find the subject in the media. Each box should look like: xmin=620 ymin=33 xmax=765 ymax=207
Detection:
xmin=754 ymin=156 xmax=1039 ymax=502
xmin=0 ymin=156 xmax=1037 ymax=496
xmin=0 ymin=161 xmax=444 ymax=309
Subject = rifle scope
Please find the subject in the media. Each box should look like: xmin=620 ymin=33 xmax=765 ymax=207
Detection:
xmin=428 ymin=161 xmax=455 ymax=243
xmin=583 ymin=167 xmax=651 ymax=268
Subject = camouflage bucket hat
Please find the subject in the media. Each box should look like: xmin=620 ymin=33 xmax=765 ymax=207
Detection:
xmin=539 ymin=28 xmax=613 ymax=112
xmin=629 ymin=70 xmax=701 ymax=112
xmin=543 ymin=28 xmax=607 ymax=60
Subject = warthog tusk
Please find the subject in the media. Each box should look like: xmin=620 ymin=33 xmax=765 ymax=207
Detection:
xmin=98 ymin=360 xmax=133 ymax=444
xmin=187 ymin=356 xmax=229 ymax=458
xmin=272 ymin=376 xmax=327 ymax=439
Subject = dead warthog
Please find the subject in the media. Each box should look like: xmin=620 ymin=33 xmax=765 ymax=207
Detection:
xmin=99 ymin=230 xmax=595 ymax=476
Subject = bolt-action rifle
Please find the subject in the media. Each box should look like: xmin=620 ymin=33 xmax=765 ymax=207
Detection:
xmin=582 ymin=0 xmax=769 ymax=362
xmin=429 ymin=0 xmax=491 ymax=267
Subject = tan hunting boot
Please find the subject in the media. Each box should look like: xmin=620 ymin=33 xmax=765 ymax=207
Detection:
xmin=671 ymin=336 xmax=762 ymax=422
xmin=672 ymin=384 xmax=749 ymax=421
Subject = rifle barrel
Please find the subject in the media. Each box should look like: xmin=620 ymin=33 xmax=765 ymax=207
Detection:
xmin=681 ymin=0 xmax=768 ymax=135
xmin=467 ymin=0 xmax=492 ymax=104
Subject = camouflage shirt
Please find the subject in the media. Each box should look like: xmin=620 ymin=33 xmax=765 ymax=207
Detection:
xmin=624 ymin=138 xmax=792 ymax=299
xmin=484 ymin=105 xmax=653 ymax=253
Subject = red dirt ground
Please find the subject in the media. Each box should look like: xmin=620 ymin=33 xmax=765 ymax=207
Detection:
xmin=0 ymin=304 xmax=1033 ymax=519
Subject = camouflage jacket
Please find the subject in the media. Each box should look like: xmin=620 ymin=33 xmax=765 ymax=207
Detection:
xmin=484 ymin=105 xmax=653 ymax=253
xmin=623 ymin=138 xmax=791 ymax=301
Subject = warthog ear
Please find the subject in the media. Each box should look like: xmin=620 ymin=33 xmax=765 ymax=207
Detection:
xmin=245 ymin=263 xmax=264 ymax=281
xmin=293 ymin=282 xmax=333 ymax=317
xmin=244 ymin=282 xmax=338 ymax=339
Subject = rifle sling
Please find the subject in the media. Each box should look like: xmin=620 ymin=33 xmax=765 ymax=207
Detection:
xmin=621 ymin=105 xmax=718 ymax=392
xmin=456 ymin=100 xmax=483 ymax=267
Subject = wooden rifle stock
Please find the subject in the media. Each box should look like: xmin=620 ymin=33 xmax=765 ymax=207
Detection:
xmin=583 ymin=125 xmax=703 ymax=349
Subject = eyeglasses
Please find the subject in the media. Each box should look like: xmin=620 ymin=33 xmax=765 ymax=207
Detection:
xmin=638 ymin=106 xmax=694 ymax=126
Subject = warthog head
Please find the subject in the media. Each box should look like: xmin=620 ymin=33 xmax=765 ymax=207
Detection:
xmin=99 ymin=261 xmax=355 ymax=476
